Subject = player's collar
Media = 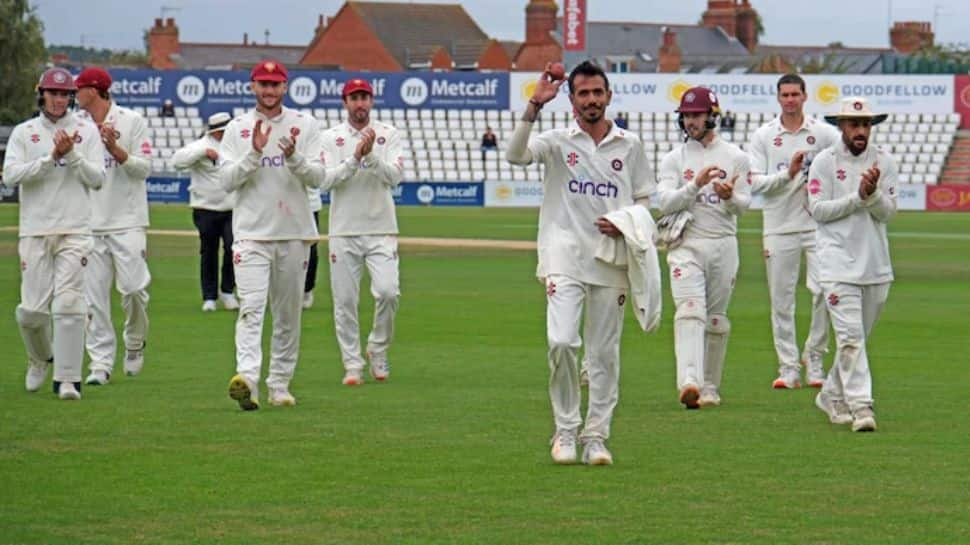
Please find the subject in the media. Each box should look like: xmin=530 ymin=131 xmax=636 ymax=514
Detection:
xmin=774 ymin=114 xmax=811 ymax=135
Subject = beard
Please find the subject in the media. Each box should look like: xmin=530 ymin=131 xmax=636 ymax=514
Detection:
xmin=844 ymin=135 xmax=868 ymax=155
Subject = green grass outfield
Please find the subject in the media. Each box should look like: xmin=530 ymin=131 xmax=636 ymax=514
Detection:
xmin=1 ymin=204 xmax=968 ymax=545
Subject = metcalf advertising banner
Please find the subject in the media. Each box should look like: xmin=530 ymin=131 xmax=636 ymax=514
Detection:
xmin=103 ymin=69 xmax=509 ymax=119
xmin=510 ymin=73 xmax=953 ymax=114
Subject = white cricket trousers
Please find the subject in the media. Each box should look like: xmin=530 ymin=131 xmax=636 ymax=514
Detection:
xmin=820 ymin=282 xmax=890 ymax=411
xmin=232 ymin=239 xmax=310 ymax=391
xmin=546 ymin=275 xmax=626 ymax=442
xmin=667 ymin=236 xmax=738 ymax=392
xmin=329 ymin=235 xmax=400 ymax=372
xmin=17 ymin=235 xmax=92 ymax=384
xmin=764 ymin=231 xmax=829 ymax=373
xmin=85 ymin=229 xmax=151 ymax=373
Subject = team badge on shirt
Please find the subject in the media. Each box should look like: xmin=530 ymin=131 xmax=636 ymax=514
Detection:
xmin=807 ymin=135 xmax=816 ymax=145
xmin=566 ymin=152 xmax=579 ymax=166
xmin=808 ymin=178 xmax=821 ymax=195
xmin=611 ymin=159 xmax=623 ymax=172
xmin=773 ymin=136 xmax=783 ymax=147
xmin=377 ymin=136 xmax=386 ymax=145
xmin=683 ymin=169 xmax=694 ymax=181
xmin=30 ymin=134 xmax=40 ymax=143
xmin=241 ymin=129 xmax=251 ymax=139
xmin=290 ymin=127 xmax=300 ymax=137
xmin=836 ymin=169 xmax=846 ymax=181
xmin=336 ymin=137 xmax=345 ymax=147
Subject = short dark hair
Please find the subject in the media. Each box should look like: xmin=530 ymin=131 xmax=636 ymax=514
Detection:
xmin=568 ymin=61 xmax=610 ymax=94
xmin=776 ymin=73 xmax=806 ymax=93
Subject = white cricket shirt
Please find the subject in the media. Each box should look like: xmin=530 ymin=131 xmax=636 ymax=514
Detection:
xmin=807 ymin=142 xmax=897 ymax=285
xmin=220 ymin=107 xmax=324 ymax=242
xmin=81 ymin=103 xmax=153 ymax=233
xmin=749 ymin=116 xmax=840 ymax=235
xmin=508 ymin=121 xmax=655 ymax=288
xmin=172 ymin=135 xmax=236 ymax=211
xmin=657 ymin=135 xmax=752 ymax=239
xmin=321 ymin=120 xmax=404 ymax=237
xmin=3 ymin=111 xmax=104 ymax=237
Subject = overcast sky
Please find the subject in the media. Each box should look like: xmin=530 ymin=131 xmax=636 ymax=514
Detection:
xmin=34 ymin=0 xmax=969 ymax=52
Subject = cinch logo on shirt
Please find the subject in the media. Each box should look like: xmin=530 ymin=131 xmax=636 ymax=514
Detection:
xmin=260 ymin=153 xmax=286 ymax=167
xmin=569 ymin=179 xmax=618 ymax=198
xmin=695 ymin=192 xmax=722 ymax=205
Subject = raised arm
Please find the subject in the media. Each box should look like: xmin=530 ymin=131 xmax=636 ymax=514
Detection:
xmin=1 ymin=125 xmax=55 ymax=186
xmin=656 ymin=151 xmax=699 ymax=214
xmin=118 ymin=116 xmax=153 ymax=180
xmin=363 ymin=128 xmax=404 ymax=188
xmin=807 ymin=153 xmax=861 ymax=222
xmin=220 ymin=120 xmax=261 ymax=192
xmin=862 ymin=156 xmax=898 ymax=223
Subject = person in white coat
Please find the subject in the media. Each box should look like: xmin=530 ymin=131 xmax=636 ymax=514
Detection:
xmin=657 ymin=86 xmax=751 ymax=410
xmin=172 ymin=112 xmax=239 ymax=312
xmin=4 ymin=68 xmax=104 ymax=400
xmin=320 ymin=78 xmax=405 ymax=386
xmin=221 ymin=60 xmax=328 ymax=410
xmin=749 ymin=73 xmax=840 ymax=390
xmin=808 ymin=97 xmax=897 ymax=433
xmin=507 ymin=61 xmax=655 ymax=466
xmin=75 ymin=66 xmax=154 ymax=386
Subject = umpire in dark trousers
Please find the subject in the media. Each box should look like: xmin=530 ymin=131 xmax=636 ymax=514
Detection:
xmin=172 ymin=112 xmax=240 ymax=311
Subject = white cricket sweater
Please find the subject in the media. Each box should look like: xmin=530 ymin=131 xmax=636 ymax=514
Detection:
xmin=2 ymin=111 xmax=104 ymax=237
xmin=172 ymin=135 xmax=236 ymax=211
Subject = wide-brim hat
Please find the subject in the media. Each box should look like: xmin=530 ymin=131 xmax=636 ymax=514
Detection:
xmin=206 ymin=112 xmax=231 ymax=134
xmin=824 ymin=97 xmax=888 ymax=125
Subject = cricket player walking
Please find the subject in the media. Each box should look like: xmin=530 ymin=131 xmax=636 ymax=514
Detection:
xmin=657 ymin=86 xmax=751 ymax=409
xmin=75 ymin=67 xmax=154 ymax=386
xmin=808 ymin=97 xmax=897 ymax=432
xmin=4 ymin=67 xmax=104 ymax=399
xmin=221 ymin=60 xmax=326 ymax=410
xmin=749 ymin=74 xmax=840 ymax=389
xmin=321 ymin=78 xmax=405 ymax=386
xmin=508 ymin=61 xmax=656 ymax=465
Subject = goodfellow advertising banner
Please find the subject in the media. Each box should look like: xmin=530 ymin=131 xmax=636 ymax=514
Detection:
xmin=509 ymin=73 xmax=954 ymax=115
xmin=925 ymin=184 xmax=970 ymax=211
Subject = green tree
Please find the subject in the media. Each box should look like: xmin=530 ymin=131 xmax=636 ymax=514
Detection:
xmin=0 ymin=0 xmax=46 ymax=124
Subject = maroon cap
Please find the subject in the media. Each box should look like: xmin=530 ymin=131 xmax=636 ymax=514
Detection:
xmin=342 ymin=78 xmax=373 ymax=98
xmin=75 ymin=67 xmax=112 ymax=92
xmin=38 ymin=68 xmax=77 ymax=92
xmin=250 ymin=60 xmax=288 ymax=82
xmin=676 ymin=86 xmax=721 ymax=114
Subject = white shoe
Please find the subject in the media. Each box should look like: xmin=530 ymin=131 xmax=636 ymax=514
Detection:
xmin=124 ymin=344 xmax=145 ymax=376
xmin=368 ymin=354 xmax=390 ymax=382
xmin=302 ymin=291 xmax=313 ymax=310
xmin=550 ymin=430 xmax=578 ymax=465
xmin=57 ymin=382 xmax=81 ymax=401
xmin=851 ymin=406 xmax=877 ymax=432
xmin=815 ymin=392 xmax=853 ymax=425
xmin=268 ymin=389 xmax=297 ymax=407
xmin=582 ymin=439 xmax=613 ymax=466
xmin=804 ymin=353 xmax=826 ymax=388
xmin=202 ymin=300 xmax=217 ymax=312
xmin=219 ymin=293 xmax=239 ymax=310
xmin=772 ymin=367 xmax=802 ymax=389
xmin=699 ymin=386 xmax=721 ymax=407
xmin=25 ymin=359 xmax=51 ymax=392
xmin=342 ymin=369 xmax=364 ymax=386
xmin=85 ymin=370 xmax=110 ymax=386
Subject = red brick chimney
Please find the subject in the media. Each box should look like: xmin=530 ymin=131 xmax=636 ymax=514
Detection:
xmin=658 ymin=27 xmax=682 ymax=73
xmin=148 ymin=17 xmax=179 ymax=69
xmin=702 ymin=0 xmax=737 ymax=38
xmin=890 ymin=21 xmax=934 ymax=54
xmin=735 ymin=0 xmax=759 ymax=52
xmin=514 ymin=0 xmax=562 ymax=71
xmin=525 ymin=0 xmax=558 ymax=45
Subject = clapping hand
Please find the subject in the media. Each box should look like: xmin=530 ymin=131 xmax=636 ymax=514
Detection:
xmin=354 ymin=128 xmax=376 ymax=161
xmin=52 ymin=129 xmax=76 ymax=160
xmin=713 ymin=174 xmax=738 ymax=200
xmin=859 ymin=164 xmax=880 ymax=199
xmin=252 ymin=119 xmax=271 ymax=153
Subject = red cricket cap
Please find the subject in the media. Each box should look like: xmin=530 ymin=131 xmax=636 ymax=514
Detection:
xmin=342 ymin=78 xmax=373 ymax=98
xmin=75 ymin=67 xmax=113 ymax=92
xmin=676 ymin=86 xmax=721 ymax=114
xmin=250 ymin=60 xmax=288 ymax=82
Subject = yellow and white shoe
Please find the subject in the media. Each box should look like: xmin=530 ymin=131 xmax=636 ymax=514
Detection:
xmin=228 ymin=374 xmax=259 ymax=411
